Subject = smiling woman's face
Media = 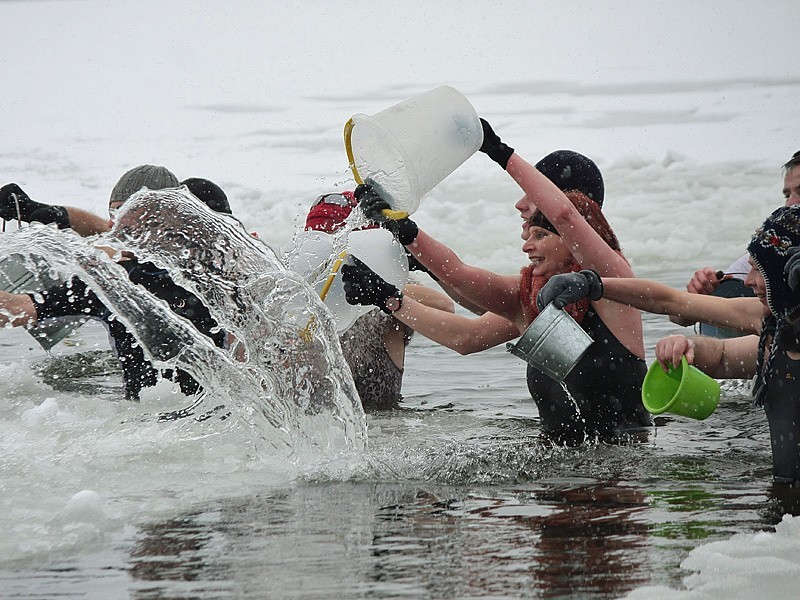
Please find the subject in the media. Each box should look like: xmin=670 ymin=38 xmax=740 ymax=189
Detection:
xmin=521 ymin=225 xmax=573 ymax=278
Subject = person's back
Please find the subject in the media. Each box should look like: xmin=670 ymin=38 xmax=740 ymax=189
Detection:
xmin=339 ymin=308 xmax=408 ymax=410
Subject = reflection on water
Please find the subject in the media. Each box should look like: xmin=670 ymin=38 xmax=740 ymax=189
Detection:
xmin=0 ymin=336 xmax=781 ymax=599
xmin=114 ymin=476 xmax=767 ymax=600
xmin=2 ymin=397 xmax=774 ymax=600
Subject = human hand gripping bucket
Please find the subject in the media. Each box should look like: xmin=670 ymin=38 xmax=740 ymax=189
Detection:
xmin=506 ymin=304 xmax=594 ymax=381
xmin=288 ymin=228 xmax=409 ymax=333
xmin=641 ymin=356 xmax=720 ymax=420
xmin=344 ymin=85 xmax=483 ymax=216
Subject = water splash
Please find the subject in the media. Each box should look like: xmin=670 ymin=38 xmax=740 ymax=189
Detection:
xmin=0 ymin=188 xmax=368 ymax=457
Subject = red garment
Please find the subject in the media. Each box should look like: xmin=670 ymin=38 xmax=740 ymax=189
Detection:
xmin=518 ymin=262 xmax=590 ymax=326
xmin=304 ymin=191 xmax=356 ymax=233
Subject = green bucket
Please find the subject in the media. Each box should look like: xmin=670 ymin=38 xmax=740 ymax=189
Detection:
xmin=641 ymin=356 xmax=721 ymax=420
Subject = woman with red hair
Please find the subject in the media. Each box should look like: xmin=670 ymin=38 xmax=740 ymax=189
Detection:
xmin=342 ymin=122 xmax=651 ymax=443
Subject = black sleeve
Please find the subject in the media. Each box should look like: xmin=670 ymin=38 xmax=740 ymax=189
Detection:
xmin=28 ymin=277 xmax=108 ymax=321
xmin=126 ymin=264 xmax=226 ymax=349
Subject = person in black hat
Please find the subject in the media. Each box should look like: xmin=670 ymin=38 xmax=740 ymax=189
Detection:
xmin=536 ymin=204 xmax=800 ymax=485
xmin=180 ymin=177 xmax=232 ymax=215
xmin=509 ymin=148 xmax=605 ymax=242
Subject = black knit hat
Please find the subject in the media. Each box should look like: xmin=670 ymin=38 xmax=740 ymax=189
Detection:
xmin=181 ymin=177 xmax=232 ymax=214
xmin=747 ymin=205 xmax=800 ymax=318
xmin=110 ymin=165 xmax=179 ymax=204
xmin=747 ymin=205 xmax=800 ymax=406
xmin=535 ymin=150 xmax=604 ymax=207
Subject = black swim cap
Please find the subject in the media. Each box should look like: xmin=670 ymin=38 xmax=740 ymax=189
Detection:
xmin=181 ymin=178 xmax=232 ymax=214
xmin=535 ymin=150 xmax=604 ymax=207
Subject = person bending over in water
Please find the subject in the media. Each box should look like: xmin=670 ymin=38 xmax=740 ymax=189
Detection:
xmin=341 ymin=120 xmax=651 ymax=444
xmin=538 ymin=205 xmax=800 ymax=485
xmin=303 ymin=191 xmax=454 ymax=410
xmin=0 ymin=166 xmax=230 ymax=400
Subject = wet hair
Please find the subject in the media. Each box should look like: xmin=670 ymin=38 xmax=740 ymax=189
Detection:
xmin=528 ymin=191 xmax=621 ymax=252
xmin=783 ymin=150 xmax=800 ymax=174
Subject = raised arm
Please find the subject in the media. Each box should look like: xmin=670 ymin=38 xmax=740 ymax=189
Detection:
xmin=478 ymin=120 xmax=632 ymax=278
xmin=355 ymin=185 xmax=524 ymax=323
xmin=504 ymin=153 xmax=633 ymax=278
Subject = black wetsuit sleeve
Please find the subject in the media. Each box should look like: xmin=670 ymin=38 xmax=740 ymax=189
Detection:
xmin=126 ymin=263 xmax=226 ymax=348
xmin=28 ymin=276 xmax=159 ymax=400
xmin=28 ymin=277 xmax=108 ymax=320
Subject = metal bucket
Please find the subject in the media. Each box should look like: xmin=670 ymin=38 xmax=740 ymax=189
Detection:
xmin=506 ymin=303 xmax=593 ymax=381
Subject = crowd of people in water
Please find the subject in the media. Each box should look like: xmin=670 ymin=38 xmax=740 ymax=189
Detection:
xmin=1 ymin=118 xmax=800 ymax=493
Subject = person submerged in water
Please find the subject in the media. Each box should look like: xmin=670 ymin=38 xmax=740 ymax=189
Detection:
xmin=302 ymin=191 xmax=454 ymax=410
xmin=0 ymin=166 xmax=232 ymax=400
xmin=342 ymin=120 xmax=651 ymax=444
xmin=538 ymin=204 xmax=800 ymax=485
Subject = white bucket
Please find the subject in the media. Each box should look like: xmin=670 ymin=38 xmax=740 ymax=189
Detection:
xmin=344 ymin=85 xmax=483 ymax=215
xmin=289 ymin=228 xmax=409 ymax=332
xmin=506 ymin=303 xmax=594 ymax=382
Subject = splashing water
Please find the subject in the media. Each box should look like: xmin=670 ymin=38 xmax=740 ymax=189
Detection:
xmin=0 ymin=188 xmax=368 ymax=457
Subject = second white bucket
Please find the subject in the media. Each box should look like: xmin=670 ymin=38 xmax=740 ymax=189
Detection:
xmin=344 ymin=85 xmax=483 ymax=215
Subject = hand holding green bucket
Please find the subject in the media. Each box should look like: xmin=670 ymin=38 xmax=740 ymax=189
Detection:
xmin=641 ymin=356 xmax=721 ymax=420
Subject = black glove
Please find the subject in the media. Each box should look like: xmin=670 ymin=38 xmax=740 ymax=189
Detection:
xmin=784 ymin=246 xmax=800 ymax=290
xmin=536 ymin=270 xmax=604 ymax=311
xmin=29 ymin=205 xmax=71 ymax=228
xmin=0 ymin=183 xmax=43 ymax=221
xmin=479 ymin=118 xmax=514 ymax=170
xmin=0 ymin=183 xmax=70 ymax=228
xmin=355 ymin=183 xmax=418 ymax=245
xmin=341 ymin=255 xmax=403 ymax=314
